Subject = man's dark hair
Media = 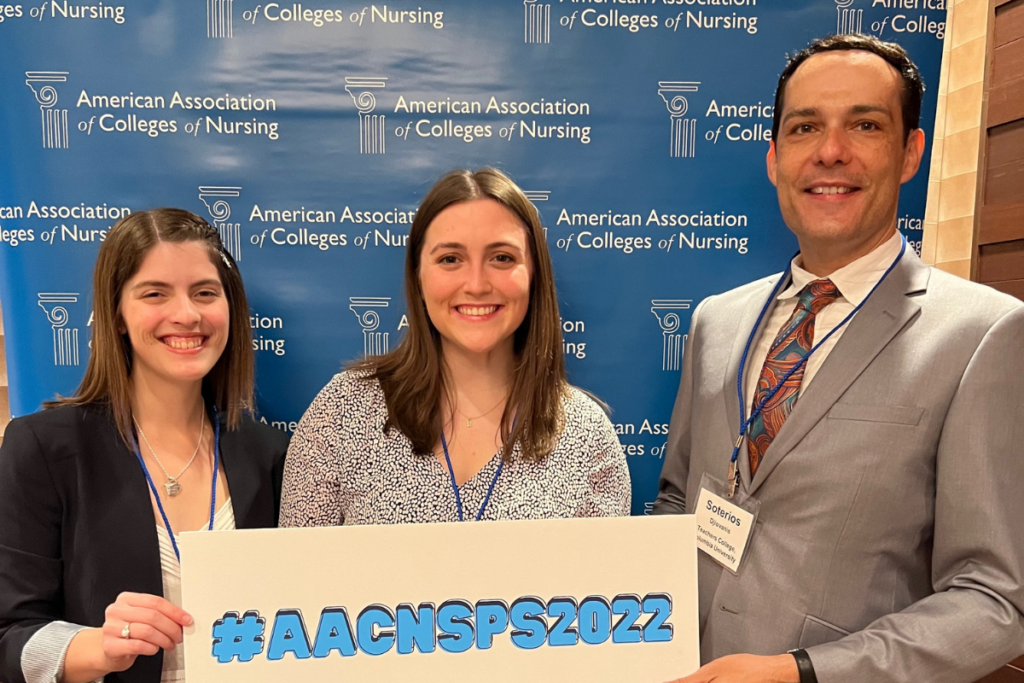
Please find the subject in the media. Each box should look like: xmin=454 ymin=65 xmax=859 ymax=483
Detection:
xmin=771 ymin=33 xmax=925 ymax=144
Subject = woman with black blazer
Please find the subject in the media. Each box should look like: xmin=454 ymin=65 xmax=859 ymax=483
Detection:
xmin=0 ymin=209 xmax=289 ymax=683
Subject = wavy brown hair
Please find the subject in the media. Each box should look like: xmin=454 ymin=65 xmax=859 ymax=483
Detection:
xmin=47 ymin=208 xmax=254 ymax=447
xmin=351 ymin=168 xmax=568 ymax=462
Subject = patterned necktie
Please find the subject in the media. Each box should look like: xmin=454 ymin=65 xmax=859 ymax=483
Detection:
xmin=747 ymin=279 xmax=840 ymax=476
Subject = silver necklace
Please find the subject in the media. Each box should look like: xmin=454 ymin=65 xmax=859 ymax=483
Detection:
xmin=132 ymin=408 xmax=205 ymax=497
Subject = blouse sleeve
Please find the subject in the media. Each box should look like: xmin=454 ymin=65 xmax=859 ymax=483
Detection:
xmin=21 ymin=621 xmax=100 ymax=683
xmin=0 ymin=418 xmax=71 ymax=683
xmin=575 ymin=402 xmax=632 ymax=518
xmin=279 ymin=374 xmax=347 ymax=527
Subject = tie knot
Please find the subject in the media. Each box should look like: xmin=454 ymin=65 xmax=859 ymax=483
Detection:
xmin=797 ymin=279 xmax=840 ymax=311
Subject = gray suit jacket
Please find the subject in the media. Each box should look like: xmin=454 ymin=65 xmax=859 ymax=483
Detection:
xmin=653 ymin=249 xmax=1024 ymax=682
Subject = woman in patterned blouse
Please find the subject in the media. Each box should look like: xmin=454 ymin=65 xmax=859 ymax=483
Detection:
xmin=280 ymin=168 xmax=630 ymax=526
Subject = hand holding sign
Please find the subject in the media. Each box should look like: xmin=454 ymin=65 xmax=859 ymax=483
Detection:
xmin=62 ymin=592 xmax=195 ymax=683
xmin=101 ymin=592 xmax=192 ymax=664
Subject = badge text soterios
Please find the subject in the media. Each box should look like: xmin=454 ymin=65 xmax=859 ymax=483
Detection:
xmin=210 ymin=593 xmax=674 ymax=662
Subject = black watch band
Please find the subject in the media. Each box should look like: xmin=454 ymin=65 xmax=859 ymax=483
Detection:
xmin=789 ymin=648 xmax=818 ymax=683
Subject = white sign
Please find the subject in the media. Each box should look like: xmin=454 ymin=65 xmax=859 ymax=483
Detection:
xmin=181 ymin=515 xmax=699 ymax=682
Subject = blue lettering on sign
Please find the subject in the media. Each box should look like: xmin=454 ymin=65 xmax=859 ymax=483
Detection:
xmin=357 ymin=604 xmax=396 ymax=656
xmin=642 ymin=594 xmax=674 ymax=643
xmin=611 ymin=594 xmax=643 ymax=644
xmin=437 ymin=599 xmax=475 ymax=654
xmin=211 ymin=592 xmax=674 ymax=663
xmin=267 ymin=609 xmax=312 ymax=660
xmin=396 ymin=603 xmax=436 ymax=654
xmin=475 ymin=600 xmax=510 ymax=650
xmin=546 ymin=597 xmax=579 ymax=647
xmin=509 ymin=596 xmax=548 ymax=650
xmin=312 ymin=607 xmax=357 ymax=658
xmin=578 ymin=596 xmax=612 ymax=645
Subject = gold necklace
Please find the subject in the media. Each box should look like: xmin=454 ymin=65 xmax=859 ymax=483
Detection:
xmin=457 ymin=396 xmax=506 ymax=428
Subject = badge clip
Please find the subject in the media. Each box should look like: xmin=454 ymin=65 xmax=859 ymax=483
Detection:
xmin=727 ymin=434 xmax=743 ymax=498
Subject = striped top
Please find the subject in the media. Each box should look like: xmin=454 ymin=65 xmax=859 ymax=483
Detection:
xmin=156 ymin=500 xmax=235 ymax=682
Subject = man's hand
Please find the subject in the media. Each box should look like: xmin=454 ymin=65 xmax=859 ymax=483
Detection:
xmin=666 ymin=653 xmax=800 ymax=683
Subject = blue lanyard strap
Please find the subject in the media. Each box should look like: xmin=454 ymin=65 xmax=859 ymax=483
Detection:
xmin=132 ymin=406 xmax=221 ymax=563
xmin=440 ymin=430 xmax=504 ymax=522
xmin=730 ymin=236 xmax=908 ymax=476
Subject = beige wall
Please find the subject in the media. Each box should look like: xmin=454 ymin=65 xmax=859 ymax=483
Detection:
xmin=921 ymin=0 xmax=989 ymax=278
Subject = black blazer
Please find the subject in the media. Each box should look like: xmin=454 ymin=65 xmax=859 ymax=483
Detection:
xmin=0 ymin=403 xmax=289 ymax=683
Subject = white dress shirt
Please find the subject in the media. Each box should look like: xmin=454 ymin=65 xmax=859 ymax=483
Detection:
xmin=742 ymin=231 xmax=905 ymax=425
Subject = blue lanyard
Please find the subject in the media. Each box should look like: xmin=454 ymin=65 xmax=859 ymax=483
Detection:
xmin=728 ymin=235 xmax=907 ymax=496
xmin=132 ymin=406 xmax=221 ymax=562
xmin=440 ymin=430 xmax=504 ymax=521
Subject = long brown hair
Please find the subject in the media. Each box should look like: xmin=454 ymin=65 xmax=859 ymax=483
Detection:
xmin=351 ymin=168 xmax=567 ymax=462
xmin=48 ymin=208 xmax=254 ymax=446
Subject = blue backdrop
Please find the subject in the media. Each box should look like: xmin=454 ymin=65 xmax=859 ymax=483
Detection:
xmin=0 ymin=0 xmax=943 ymax=514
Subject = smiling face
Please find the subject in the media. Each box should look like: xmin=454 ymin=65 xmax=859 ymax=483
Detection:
xmin=767 ymin=49 xmax=924 ymax=272
xmin=119 ymin=240 xmax=230 ymax=388
xmin=418 ymin=198 xmax=533 ymax=361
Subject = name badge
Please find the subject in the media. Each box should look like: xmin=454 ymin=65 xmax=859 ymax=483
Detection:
xmin=694 ymin=473 xmax=759 ymax=574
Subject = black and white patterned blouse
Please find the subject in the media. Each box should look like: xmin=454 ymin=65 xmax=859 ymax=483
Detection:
xmin=279 ymin=371 xmax=631 ymax=526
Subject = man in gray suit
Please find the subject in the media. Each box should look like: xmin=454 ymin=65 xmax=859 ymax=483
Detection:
xmin=655 ymin=34 xmax=1024 ymax=683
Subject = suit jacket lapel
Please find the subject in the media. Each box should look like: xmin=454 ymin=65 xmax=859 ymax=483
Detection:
xmin=91 ymin=407 xmax=165 ymax=601
xmin=218 ymin=421 xmax=260 ymax=528
xmin=722 ymin=274 xmax=787 ymax=490
xmin=747 ymin=252 xmax=931 ymax=496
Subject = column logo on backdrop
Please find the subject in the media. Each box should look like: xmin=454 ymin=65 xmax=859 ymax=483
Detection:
xmin=650 ymin=300 xmax=692 ymax=373
xmin=521 ymin=4 xmax=759 ymax=38
xmin=208 ymin=0 xmax=233 ymax=38
xmin=524 ymin=191 xmax=551 ymax=242
xmin=25 ymin=71 xmax=70 ymax=149
xmin=350 ymin=82 xmax=593 ymax=148
xmin=835 ymin=0 xmax=864 ymax=33
xmin=37 ymin=292 xmax=80 ymax=366
xmin=524 ymin=0 xmax=551 ymax=43
xmin=657 ymin=82 xmax=699 ymax=159
xmin=198 ymin=186 xmax=243 ymax=260
xmin=345 ymin=77 xmax=388 ymax=155
xmin=349 ymin=297 xmax=391 ymax=356
xmin=20 ymin=82 xmax=280 ymax=143
xmin=835 ymin=0 xmax=947 ymax=40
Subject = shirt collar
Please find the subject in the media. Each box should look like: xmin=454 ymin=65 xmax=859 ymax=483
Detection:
xmin=778 ymin=231 xmax=904 ymax=306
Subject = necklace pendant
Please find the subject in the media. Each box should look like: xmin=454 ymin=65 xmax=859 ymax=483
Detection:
xmin=165 ymin=479 xmax=182 ymax=497
xmin=466 ymin=418 xmax=472 ymax=428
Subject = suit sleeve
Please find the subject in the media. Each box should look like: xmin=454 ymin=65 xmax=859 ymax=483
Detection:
xmin=652 ymin=296 xmax=707 ymax=515
xmin=808 ymin=306 xmax=1024 ymax=683
xmin=0 ymin=417 xmax=67 ymax=683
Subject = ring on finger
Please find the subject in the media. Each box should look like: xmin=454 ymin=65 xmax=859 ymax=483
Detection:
xmin=121 ymin=622 xmax=131 ymax=639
